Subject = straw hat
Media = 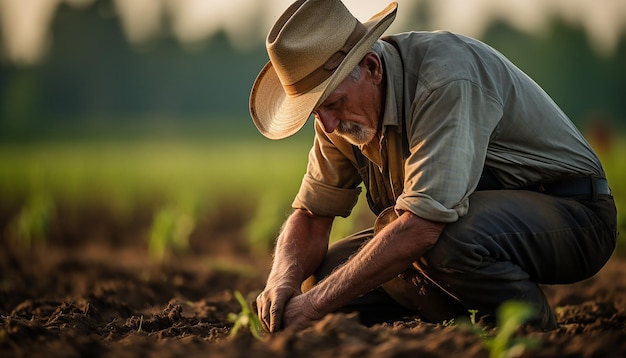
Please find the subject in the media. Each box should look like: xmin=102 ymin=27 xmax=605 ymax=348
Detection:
xmin=249 ymin=0 xmax=398 ymax=139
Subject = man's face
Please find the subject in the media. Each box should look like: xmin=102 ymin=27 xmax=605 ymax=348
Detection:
xmin=312 ymin=55 xmax=383 ymax=146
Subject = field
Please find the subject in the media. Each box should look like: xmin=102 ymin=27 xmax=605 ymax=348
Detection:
xmin=1 ymin=126 xmax=625 ymax=357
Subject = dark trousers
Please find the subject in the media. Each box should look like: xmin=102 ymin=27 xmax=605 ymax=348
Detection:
xmin=303 ymin=185 xmax=617 ymax=329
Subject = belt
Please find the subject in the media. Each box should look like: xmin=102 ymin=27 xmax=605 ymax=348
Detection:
xmin=524 ymin=176 xmax=612 ymax=199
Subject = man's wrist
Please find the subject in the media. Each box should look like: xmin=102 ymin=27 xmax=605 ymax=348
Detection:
xmin=303 ymin=285 xmax=331 ymax=319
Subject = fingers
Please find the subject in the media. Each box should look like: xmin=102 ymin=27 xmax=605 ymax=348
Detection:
xmin=252 ymin=300 xmax=270 ymax=332
xmin=256 ymin=289 xmax=296 ymax=333
xmin=256 ymin=292 xmax=285 ymax=332
xmin=269 ymin=298 xmax=286 ymax=332
xmin=256 ymin=294 xmax=271 ymax=332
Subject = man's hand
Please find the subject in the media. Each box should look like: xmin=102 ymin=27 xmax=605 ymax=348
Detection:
xmin=256 ymin=283 xmax=300 ymax=332
xmin=255 ymin=209 xmax=333 ymax=332
xmin=282 ymin=292 xmax=323 ymax=331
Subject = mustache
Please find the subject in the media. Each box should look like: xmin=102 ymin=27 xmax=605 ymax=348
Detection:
xmin=335 ymin=120 xmax=375 ymax=145
xmin=336 ymin=120 xmax=361 ymax=135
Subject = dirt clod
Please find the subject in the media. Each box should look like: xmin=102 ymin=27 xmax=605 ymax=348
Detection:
xmin=1 ymin=205 xmax=625 ymax=357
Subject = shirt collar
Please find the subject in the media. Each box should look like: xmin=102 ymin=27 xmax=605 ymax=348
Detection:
xmin=380 ymin=39 xmax=404 ymax=131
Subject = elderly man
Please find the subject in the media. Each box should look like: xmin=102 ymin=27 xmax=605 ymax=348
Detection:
xmin=249 ymin=0 xmax=617 ymax=332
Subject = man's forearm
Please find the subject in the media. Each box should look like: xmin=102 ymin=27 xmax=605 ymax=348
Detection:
xmin=306 ymin=211 xmax=444 ymax=315
xmin=266 ymin=209 xmax=333 ymax=288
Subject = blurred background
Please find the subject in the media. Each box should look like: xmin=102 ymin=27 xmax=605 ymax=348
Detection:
xmin=0 ymin=0 xmax=624 ymax=258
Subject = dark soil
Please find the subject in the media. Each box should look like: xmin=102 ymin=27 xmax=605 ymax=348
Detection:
xmin=1 ymin=202 xmax=625 ymax=357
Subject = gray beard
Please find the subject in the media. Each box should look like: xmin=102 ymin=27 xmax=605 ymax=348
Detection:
xmin=336 ymin=120 xmax=376 ymax=145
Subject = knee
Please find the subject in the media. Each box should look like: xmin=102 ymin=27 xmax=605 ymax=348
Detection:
xmin=422 ymin=229 xmax=491 ymax=275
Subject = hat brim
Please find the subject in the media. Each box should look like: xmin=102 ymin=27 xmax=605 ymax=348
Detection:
xmin=250 ymin=2 xmax=398 ymax=140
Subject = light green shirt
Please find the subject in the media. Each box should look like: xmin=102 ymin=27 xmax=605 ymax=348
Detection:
xmin=292 ymin=31 xmax=604 ymax=223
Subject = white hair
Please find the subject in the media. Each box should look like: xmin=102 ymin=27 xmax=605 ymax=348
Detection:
xmin=347 ymin=40 xmax=384 ymax=82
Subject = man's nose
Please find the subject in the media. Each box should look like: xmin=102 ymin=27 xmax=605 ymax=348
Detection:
xmin=316 ymin=111 xmax=340 ymax=133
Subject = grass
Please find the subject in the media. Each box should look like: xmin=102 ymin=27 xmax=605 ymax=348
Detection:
xmin=0 ymin=139 xmax=305 ymax=211
xmin=0 ymin=133 xmax=309 ymax=248
xmin=0 ymin=124 xmax=374 ymax=253
xmin=0 ymin=124 xmax=624 ymax=256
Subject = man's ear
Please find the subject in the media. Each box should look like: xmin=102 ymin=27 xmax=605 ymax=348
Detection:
xmin=361 ymin=52 xmax=383 ymax=84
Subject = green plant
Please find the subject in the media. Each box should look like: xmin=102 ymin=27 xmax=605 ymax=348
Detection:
xmin=137 ymin=315 xmax=144 ymax=332
xmin=10 ymin=192 xmax=55 ymax=249
xmin=454 ymin=302 xmax=539 ymax=358
xmin=441 ymin=318 xmax=455 ymax=327
xmin=148 ymin=198 xmax=196 ymax=261
xmin=454 ymin=308 xmax=488 ymax=340
xmin=228 ymin=291 xmax=266 ymax=340
xmin=468 ymin=309 xmax=479 ymax=326
xmin=484 ymin=301 xmax=539 ymax=358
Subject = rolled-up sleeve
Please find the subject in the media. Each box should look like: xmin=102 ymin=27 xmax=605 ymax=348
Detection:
xmin=292 ymin=175 xmax=361 ymax=217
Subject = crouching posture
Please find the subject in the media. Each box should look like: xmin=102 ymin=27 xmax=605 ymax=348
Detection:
xmin=249 ymin=0 xmax=617 ymax=332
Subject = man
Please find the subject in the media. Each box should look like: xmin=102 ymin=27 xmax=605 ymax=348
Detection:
xmin=249 ymin=0 xmax=617 ymax=332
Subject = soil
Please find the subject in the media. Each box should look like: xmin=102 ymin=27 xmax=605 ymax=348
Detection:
xmin=1 ymin=201 xmax=625 ymax=357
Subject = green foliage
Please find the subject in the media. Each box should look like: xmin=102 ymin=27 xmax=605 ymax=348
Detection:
xmin=482 ymin=19 xmax=626 ymax=127
xmin=148 ymin=199 xmax=196 ymax=261
xmin=456 ymin=302 xmax=539 ymax=358
xmin=0 ymin=132 xmax=310 ymax=255
xmin=9 ymin=191 xmax=55 ymax=248
xmin=468 ymin=309 xmax=479 ymax=326
xmin=0 ymin=129 xmax=624 ymax=259
xmin=228 ymin=291 xmax=266 ymax=340
xmin=3 ymin=5 xmax=625 ymax=140
xmin=441 ymin=318 xmax=455 ymax=327
xmin=484 ymin=301 xmax=540 ymax=358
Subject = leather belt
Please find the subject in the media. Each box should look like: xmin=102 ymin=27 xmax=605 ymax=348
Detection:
xmin=524 ymin=176 xmax=611 ymax=199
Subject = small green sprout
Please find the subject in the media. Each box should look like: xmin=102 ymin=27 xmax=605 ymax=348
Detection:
xmin=454 ymin=308 xmax=489 ymax=339
xmin=468 ymin=309 xmax=479 ymax=326
xmin=451 ymin=302 xmax=539 ymax=357
xmin=11 ymin=192 xmax=55 ymax=249
xmin=148 ymin=204 xmax=195 ymax=261
xmin=137 ymin=315 xmax=144 ymax=332
xmin=485 ymin=301 xmax=540 ymax=358
xmin=228 ymin=291 xmax=266 ymax=340
xmin=442 ymin=318 xmax=455 ymax=327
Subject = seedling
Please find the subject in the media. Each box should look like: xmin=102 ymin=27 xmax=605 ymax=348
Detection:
xmin=468 ymin=309 xmax=479 ymax=326
xmin=442 ymin=318 xmax=455 ymax=327
xmin=11 ymin=192 xmax=55 ymax=249
xmin=455 ymin=309 xmax=488 ymax=340
xmin=453 ymin=302 xmax=539 ymax=357
xmin=137 ymin=315 xmax=144 ymax=332
xmin=148 ymin=204 xmax=195 ymax=261
xmin=484 ymin=301 xmax=539 ymax=358
xmin=228 ymin=291 xmax=266 ymax=340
